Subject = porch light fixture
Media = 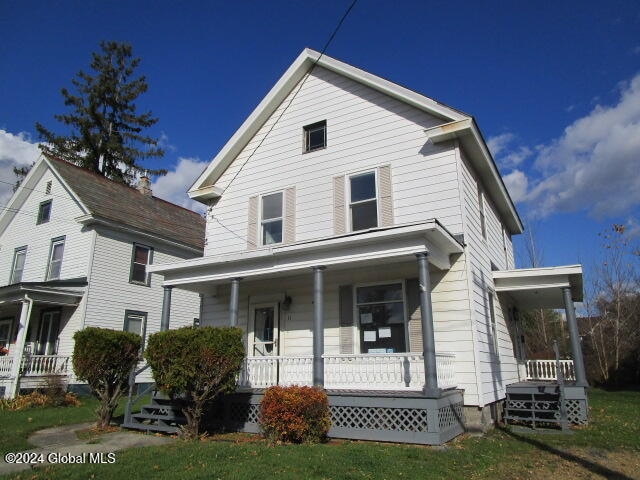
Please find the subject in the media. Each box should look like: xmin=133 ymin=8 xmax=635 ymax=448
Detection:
xmin=282 ymin=295 xmax=293 ymax=311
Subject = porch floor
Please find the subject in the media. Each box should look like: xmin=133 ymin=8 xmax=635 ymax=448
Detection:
xmin=236 ymin=387 xmax=460 ymax=399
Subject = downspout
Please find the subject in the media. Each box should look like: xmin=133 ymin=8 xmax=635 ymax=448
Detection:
xmin=8 ymin=294 xmax=34 ymax=399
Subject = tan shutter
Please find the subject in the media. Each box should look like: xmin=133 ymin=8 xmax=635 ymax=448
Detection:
xmin=339 ymin=285 xmax=354 ymax=354
xmin=284 ymin=187 xmax=296 ymax=244
xmin=378 ymin=164 xmax=393 ymax=227
xmin=405 ymin=278 xmax=423 ymax=352
xmin=247 ymin=195 xmax=258 ymax=250
xmin=333 ymin=175 xmax=346 ymax=235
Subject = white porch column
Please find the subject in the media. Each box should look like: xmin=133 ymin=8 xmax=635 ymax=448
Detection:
xmin=8 ymin=296 xmax=33 ymax=399
xmin=416 ymin=252 xmax=440 ymax=396
xmin=312 ymin=266 xmax=325 ymax=388
xmin=229 ymin=278 xmax=242 ymax=327
xmin=562 ymin=286 xmax=588 ymax=386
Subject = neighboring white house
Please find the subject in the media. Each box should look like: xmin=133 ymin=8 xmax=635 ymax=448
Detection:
xmin=149 ymin=49 xmax=587 ymax=444
xmin=0 ymin=155 xmax=205 ymax=398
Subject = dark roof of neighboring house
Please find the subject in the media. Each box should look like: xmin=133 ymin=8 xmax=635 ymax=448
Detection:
xmin=47 ymin=156 xmax=205 ymax=251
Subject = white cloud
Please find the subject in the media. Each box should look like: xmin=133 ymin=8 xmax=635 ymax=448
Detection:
xmin=528 ymin=73 xmax=640 ymax=218
xmin=503 ymin=169 xmax=529 ymax=203
xmin=486 ymin=133 xmax=514 ymax=158
xmin=151 ymin=157 xmax=208 ymax=213
xmin=487 ymin=132 xmax=532 ymax=170
xmin=0 ymin=129 xmax=42 ymax=205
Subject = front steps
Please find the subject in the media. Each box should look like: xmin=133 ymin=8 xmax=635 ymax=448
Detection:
xmin=123 ymin=393 xmax=186 ymax=434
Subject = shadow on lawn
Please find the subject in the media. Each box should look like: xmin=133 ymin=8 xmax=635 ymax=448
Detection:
xmin=497 ymin=426 xmax=633 ymax=480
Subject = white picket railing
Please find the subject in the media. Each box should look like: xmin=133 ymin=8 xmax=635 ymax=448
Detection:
xmin=20 ymin=355 xmax=71 ymax=377
xmin=238 ymin=353 xmax=457 ymax=391
xmin=525 ymin=359 xmax=575 ymax=381
xmin=0 ymin=356 xmax=15 ymax=377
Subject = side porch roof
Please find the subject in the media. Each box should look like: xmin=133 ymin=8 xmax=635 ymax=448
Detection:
xmin=0 ymin=277 xmax=87 ymax=307
xmin=149 ymin=220 xmax=464 ymax=293
xmin=492 ymin=265 xmax=583 ymax=309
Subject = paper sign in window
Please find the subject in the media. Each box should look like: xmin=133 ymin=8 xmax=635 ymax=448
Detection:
xmin=363 ymin=330 xmax=377 ymax=342
xmin=360 ymin=313 xmax=373 ymax=324
xmin=378 ymin=327 xmax=391 ymax=338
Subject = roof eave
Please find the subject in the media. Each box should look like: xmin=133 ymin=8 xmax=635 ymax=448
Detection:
xmin=426 ymin=119 xmax=524 ymax=235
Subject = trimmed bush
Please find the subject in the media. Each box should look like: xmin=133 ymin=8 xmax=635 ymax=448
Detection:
xmin=145 ymin=326 xmax=244 ymax=439
xmin=259 ymin=386 xmax=331 ymax=443
xmin=73 ymin=327 xmax=141 ymax=428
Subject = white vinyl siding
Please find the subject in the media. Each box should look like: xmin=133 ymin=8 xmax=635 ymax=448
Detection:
xmin=203 ymin=66 xmax=462 ymax=256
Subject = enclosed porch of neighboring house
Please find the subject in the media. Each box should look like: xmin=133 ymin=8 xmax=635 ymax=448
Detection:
xmin=493 ymin=266 xmax=589 ymax=427
xmin=0 ymin=279 xmax=85 ymax=398
xmin=131 ymin=221 xmax=468 ymax=444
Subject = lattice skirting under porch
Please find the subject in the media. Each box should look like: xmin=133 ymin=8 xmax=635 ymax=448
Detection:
xmin=222 ymin=390 xmax=465 ymax=445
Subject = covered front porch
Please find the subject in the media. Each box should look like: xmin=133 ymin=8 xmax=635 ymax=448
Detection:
xmin=149 ymin=221 xmax=467 ymax=444
xmin=0 ymin=279 xmax=85 ymax=398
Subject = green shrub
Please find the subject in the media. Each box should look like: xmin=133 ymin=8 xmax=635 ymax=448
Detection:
xmin=259 ymin=386 xmax=331 ymax=443
xmin=72 ymin=327 xmax=140 ymax=428
xmin=145 ymin=326 xmax=244 ymax=439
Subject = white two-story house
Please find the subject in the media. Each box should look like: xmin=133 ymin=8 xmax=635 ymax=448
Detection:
xmin=0 ymin=155 xmax=204 ymax=398
xmin=149 ymin=49 xmax=588 ymax=444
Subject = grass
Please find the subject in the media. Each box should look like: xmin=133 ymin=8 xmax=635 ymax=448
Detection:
xmin=1 ymin=389 xmax=638 ymax=480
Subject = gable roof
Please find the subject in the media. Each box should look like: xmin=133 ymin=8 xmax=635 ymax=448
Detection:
xmin=188 ymin=48 xmax=523 ymax=234
xmin=45 ymin=156 xmax=205 ymax=251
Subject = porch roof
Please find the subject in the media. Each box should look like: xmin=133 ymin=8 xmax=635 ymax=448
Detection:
xmin=492 ymin=265 xmax=583 ymax=309
xmin=150 ymin=220 xmax=463 ymax=292
xmin=0 ymin=277 xmax=87 ymax=307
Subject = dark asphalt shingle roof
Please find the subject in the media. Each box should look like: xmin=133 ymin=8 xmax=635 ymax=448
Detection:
xmin=48 ymin=156 xmax=205 ymax=251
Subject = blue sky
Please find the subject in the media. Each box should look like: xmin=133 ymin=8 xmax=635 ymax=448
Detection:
xmin=1 ymin=0 xmax=639 ymax=277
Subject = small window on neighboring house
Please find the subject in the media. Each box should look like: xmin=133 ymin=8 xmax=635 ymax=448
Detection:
xmin=130 ymin=244 xmax=153 ymax=285
xmin=261 ymin=192 xmax=283 ymax=245
xmin=46 ymin=237 xmax=65 ymax=280
xmin=349 ymin=171 xmax=378 ymax=231
xmin=45 ymin=181 xmax=52 ymax=195
xmin=124 ymin=310 xmax=147 ymax=349
xmin=488 ymin=290 xmax=499 ymax=356
xmin=11 ymin=247 xmax=27 ymax=284
xmin=478 ymin=187 xmax=487 ymax=240
xmin=303 ymin=120 xmax=326 ymax=152
xmin=37 ymin=200 xmax=52 ymax=225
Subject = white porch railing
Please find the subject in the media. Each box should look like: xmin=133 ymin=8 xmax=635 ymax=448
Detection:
xmin=20 ymin=355 xmax=71 ymax=377
xmin=238 ymin=353 xmax=457 ymax=391
xmin=525 ymin=359 xmax=575 ymax=381
xmin=0 ymin=356 xmax=15 ymax=377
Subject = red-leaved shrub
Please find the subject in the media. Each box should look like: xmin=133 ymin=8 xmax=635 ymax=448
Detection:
xmin=259 ymin=386 xmax=330 ymax=443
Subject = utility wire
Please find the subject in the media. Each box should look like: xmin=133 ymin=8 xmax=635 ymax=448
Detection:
xmin=212 ymin=0 xmax=359 ymax=247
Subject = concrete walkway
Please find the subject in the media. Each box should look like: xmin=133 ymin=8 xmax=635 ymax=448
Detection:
xmin=0 ymin=423 xmax=173 ymax=475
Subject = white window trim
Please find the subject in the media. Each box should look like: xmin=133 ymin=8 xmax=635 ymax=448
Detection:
xmin=46 ymin=237 xmax=65 ymax=281
xmin=346 ymin=168 xmax=379 ymax=232
xmin=303 ymin=120 xmax=327 ymax=153
xmin=487 ymin=289 xmax=499 ymax=357
xmin=478 ymin=187 xmax=487 ymax=241
xmin=259 ymin=190 xmax=285 ymax=247
xmin=10 ymin=246 xmax=27 ymax=284
xmin=352 ymin=279 xmax=408 ymax=354
xmin=130 ymin=243 xmax=153 ymax=286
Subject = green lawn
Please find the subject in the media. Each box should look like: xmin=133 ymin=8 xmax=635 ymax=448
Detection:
xmin=2 ymin=389 xmax=639 ymax=480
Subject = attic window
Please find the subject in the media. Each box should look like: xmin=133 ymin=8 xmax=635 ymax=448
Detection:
xmin=303 ymin=121 xmax=326 ymax=152
xmin=37 ymin=200 xmax=52 ymax=225
xmin=45 ymin=181 xmax=52 ymax=195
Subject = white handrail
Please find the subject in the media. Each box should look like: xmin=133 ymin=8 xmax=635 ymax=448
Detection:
xmin=238 ymin=353 xmax=457 ymax=390
xmin=20 ymin=355 xmax=71 ymax=377
xmin=525 ymin=359 xmax=575 ymax=381
xmin=0 ymin=356 xmax=15 ymax=377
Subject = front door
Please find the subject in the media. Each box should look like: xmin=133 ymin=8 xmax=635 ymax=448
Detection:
xmin=251 ymin=304 xmax=279 ymax=356
xmin=36 ymin=311 xmax=60 ymax=355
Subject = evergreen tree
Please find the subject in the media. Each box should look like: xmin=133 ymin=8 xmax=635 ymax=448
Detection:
xmin=35 ymin=41 xmax=166 ymax=185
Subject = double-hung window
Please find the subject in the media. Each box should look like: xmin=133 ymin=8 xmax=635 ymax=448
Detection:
xmin=11 ymin=247 xmax=27 ymax=284
xmin=124 ymin=310 xmax=147 ymax=350
xmin=478 ymin=187 xmax=487 ymax=240
xmin=487 ymin=290 xmax=499 ymax=356
xmin=261 ymin=192 xmax=283 ymax=245
xmin=303 ymin=120 xmax=326 ymax=152
xmin=37 ymin=200 xmax=52 ymax=225
xmin=349 ymin=171 xmax=378 ymax=231
xmin=130 ymin=244 xmax=152 ymax=285
xmin=46 ymin=237 xmax=65 ymax=280
xmin=356 ymin=283 xmax=406 ymax=353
